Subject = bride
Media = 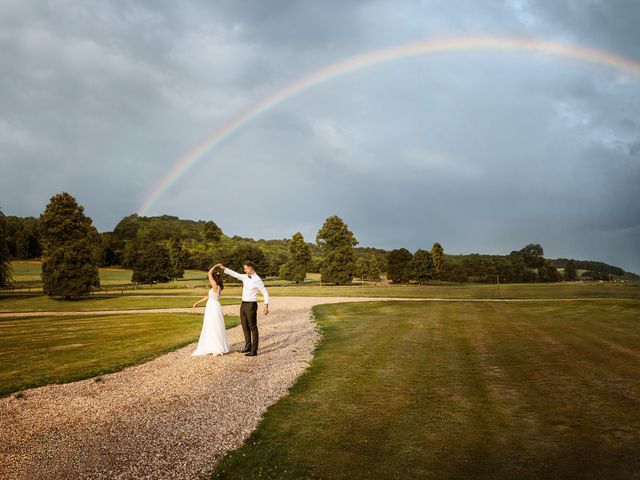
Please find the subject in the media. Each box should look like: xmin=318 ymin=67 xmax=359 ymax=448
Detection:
xmin=191 ymin=266 xmax=230 ymax=356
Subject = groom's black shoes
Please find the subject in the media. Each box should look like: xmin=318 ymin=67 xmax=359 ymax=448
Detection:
xmin=245 ymin=352 xmax=257 ymax=357
xmin=237 ymin=348 xmax=251 ymax=353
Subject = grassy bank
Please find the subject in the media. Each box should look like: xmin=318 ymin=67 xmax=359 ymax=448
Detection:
xmin=0 ymin=313 xmax=240 ymax=397
xmin=0 ymin=294 xmax=239 ymax=313
xmin=213 ymin=300 xmax=640 ymax=479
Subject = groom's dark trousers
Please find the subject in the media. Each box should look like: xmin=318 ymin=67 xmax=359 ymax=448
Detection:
xmin=240 ymin=301 xmax=259 ymax=353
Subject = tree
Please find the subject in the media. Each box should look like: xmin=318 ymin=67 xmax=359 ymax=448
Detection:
xmin=507 ymin=252 xmax=527 ymax=283
xmin=366 ymin=255 xmax=381 ymax=282
xmin=279 ymin=261 xmax=294 ymax=281
xmin=440 ymin=261 xmax=467 ymax=282
xmin=203 ymin=221 xmax=222 ymax=242
xmin=354 ymin=256 xmax=368 ymax=280
xmin=290 ymin=232 xmax=311 ymax=266
xmin=516 ymin=244 xmax=545 ymax=269
xmin=431 ymin=242 xmax=444 ymax=276
xmin=40 ymin=193 xmax=100 ymax=298
xmin=267 ymin=251 xmax=289 ymax=278
xmin=493 ymin=256 xmax=516 ymax=283
xmin=280 ymin=259 xmax=302 ymax=282
xmin=281 ymin=232 xmax=310 ymax=283
xmin=316 ymin=216 xmax=358 ymax=284
xmin=97 ymin=232 xmax=120 ymax=267
xmin=538 ymin=260 xmax=561 ymax=283
xmin=412 ymin=249 xmax=434 ymax=284
xmin=0 ymin=211 xmax=13 ymax=287
xmin=387 ymin=248 xmax=413 ymax=284
xmin=121 ymin=240 xmax=140 ymax=268
xmin=226 ymin=245 xmax=269 ymax=275
xmin=169 ymin=238 xmax=187 ymax=279
xmin=564 ymin=259 xmax=578 ymax=281
xmin=131 ymin=243 xmax=173 ymax=284
xmin=15 ymin=219 xmax=41 ymax=259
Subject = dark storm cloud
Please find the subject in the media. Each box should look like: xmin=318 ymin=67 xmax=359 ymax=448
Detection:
xmin=1 ymin=0 xmax=639 ymax=272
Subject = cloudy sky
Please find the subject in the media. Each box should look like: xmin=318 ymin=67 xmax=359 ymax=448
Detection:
xmin=1 ymin=0 xmax=639 ymax=272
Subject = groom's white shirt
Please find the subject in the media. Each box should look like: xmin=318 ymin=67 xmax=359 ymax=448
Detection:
xmin=223 ymin=268 xmax=270 ymax=304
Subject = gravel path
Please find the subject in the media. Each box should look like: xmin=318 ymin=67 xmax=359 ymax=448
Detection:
xmin=0 ymin=296 xmax=387 ymax=480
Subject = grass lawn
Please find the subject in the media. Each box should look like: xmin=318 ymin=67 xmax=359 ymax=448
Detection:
xmin=213 ymin=300 xmax=640 ymax=480
xmin=0 ymin=313 xmax=240 ymax=397
xmin=8 ymin=260 xmax=42 ymax=284
xmin=8 ymin=261 xmax=640 ymax=300
xmin=98 ymin=267 xmax=207 ymax=285
xmin=234 ymin=282 xmax=640 ymax=300
xmin=8 ymin=260 xmax=207 ymax=287
xmin=38 ymin=282 xmax=635 ymax=301
xmin=0 ymin=294 xmax=239 ymax=313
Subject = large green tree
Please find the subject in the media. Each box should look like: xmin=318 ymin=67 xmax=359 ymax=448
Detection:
xmin=431 ymin=242 xmax=444 ymax=276
xmin=282 ymin=232 xmax=311 ymax=283
xmin=366 ymin=255 xmax=382 ymax=281
xmin=516 ymin=244 xmax=545 ymax=269
xmin=40 ymin=193 xmax=100 ymax=298
xmin=316 ymin=216 xmax=358 ymax=284
xmin=225 ymin=244 xmax=269 ymax=275
xmin=412 ymin=249 xmax=435 ymax=284
xmin=0 ymin=211 xmax=13 ymax=287
xmin=16 ymin=218 xmax=41 ymax=259
xmin=131 ymin=243 xmax=173 ymax=284
xmin=3 ymin=216 xmax=42 ymax=259
xmin=97 ymin=232 xmax=120 ymax=267
xmin=538 ymin=260 xmax=562 ymax=283
xmin=168 ymin=238 xmax=187 ymax=279
xmin=387 ymin=248 xmax=413 ymax=284
xmin=354 ymin=256 xmax=369 ymax=280
xmin=439 ymin=261 xmax=468 ymax=282
xmin=268 ymin=251 xmax=290 ymax=278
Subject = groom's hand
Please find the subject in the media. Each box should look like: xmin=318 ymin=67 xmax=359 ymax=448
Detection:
xmin=263 ymin=305 xmax=269 ymax=316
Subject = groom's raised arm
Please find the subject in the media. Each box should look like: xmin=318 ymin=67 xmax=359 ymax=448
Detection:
xmin=221 ymin=266 xmax=245 ymax=281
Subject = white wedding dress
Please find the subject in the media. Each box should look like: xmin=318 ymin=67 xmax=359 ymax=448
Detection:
xmin=192 ymin=288 xmax=230 ymax=356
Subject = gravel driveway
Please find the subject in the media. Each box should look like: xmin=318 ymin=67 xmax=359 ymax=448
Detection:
xmin=0 ymin=296 xmax=385 ymax=480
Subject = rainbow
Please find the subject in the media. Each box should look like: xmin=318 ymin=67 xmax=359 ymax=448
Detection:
xmin=138 ymin=35 xmax=640 ymax=214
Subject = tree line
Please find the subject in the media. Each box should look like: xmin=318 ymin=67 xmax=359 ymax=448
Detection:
xmin=1 ymin=192 xmax=636 ymax=295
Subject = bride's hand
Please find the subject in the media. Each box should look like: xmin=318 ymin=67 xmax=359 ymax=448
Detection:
xmin=192 ymin=302 xmax=198 ymax=309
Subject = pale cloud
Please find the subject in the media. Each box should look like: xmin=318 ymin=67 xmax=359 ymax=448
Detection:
xmin=402 ymin=149 xmax=481 ymax=177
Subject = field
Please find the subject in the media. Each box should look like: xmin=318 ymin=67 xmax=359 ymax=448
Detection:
xmin=0 ymin=313 xmax=240 ymax=397
xmin=229 ymin=282 xmax=640 ymax=299
xmin=6 ymin=261 xmax=640 ymax=301
xmin=213 ymin=300 xmax=640 ymax=479
xmin=8 ymin=260 xmax=208 ymax=288
xmin=3 ymin=261 xmax=639 ymax=478
xmin=0 ymin=294 xmax=238 ymax=313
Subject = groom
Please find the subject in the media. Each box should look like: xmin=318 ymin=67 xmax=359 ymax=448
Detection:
xmin=215 ymin=261 xmax=269 ymax=357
